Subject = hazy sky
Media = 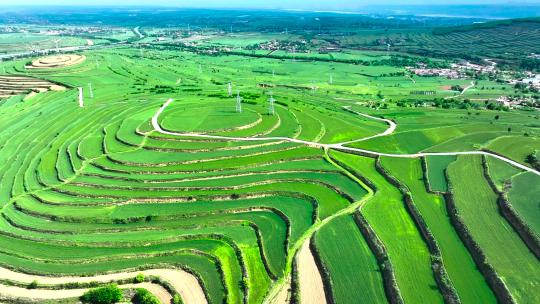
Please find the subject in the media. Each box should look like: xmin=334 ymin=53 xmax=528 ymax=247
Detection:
xmin=1 ymin=0 xmax=539 ymax=9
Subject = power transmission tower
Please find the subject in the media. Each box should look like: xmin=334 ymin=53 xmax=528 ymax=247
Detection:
xmin=268 ymin=94 xmax=275 ymax=115
xmin=329 ymin=74 xmax=333 ymax=85
xmin=228 ymin=82 xmax=232 ymax=97
xmin=236 ymin=90 xmax=242 ymax=113
xmin=78 ymin=87 xmax=84 ymax=107
xmin=95 ymin=59 xmax=100 ymax=68
xmin=199 ymin=64 xmax=202 ymax=73
xmin=88 ymin=83 xmax=94 ymax=98
xmin=272 ymin=70 xmax=275 ymax=78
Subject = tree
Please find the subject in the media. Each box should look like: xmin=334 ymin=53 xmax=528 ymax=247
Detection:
xmin=526 ymin=151 xmax=539 ymax=170
xmin=81 ymin=284 xmax=123 ymax=304
xmin=451 ymin=85 xmax=463 ymax=92
xmin=134 ymin=273 xmax=145 ymax=283
xmin=172 ymin=294 xmax=183 ymax=304
xmin=132 ymin=288 xmax=160 ymax=304
xmin=27 ymin=280 xmax=38 ymax=289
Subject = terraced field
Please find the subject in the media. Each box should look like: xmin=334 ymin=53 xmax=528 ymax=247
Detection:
xmin=26 ymin=54 xmax=86 ymax=69
xmin=0 ymin=46 xmax=538 ymax=304
xmin=447 ymin=156 xmax=540 ymax=303
xmin=0 ymin=75 xmax=65 ymax=99
xmin=342 ymin=19 xmax=540 ymax=63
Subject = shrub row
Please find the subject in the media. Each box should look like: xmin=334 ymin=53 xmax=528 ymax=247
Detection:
xmin=290 ymin=257 xmax=300 ymax=304
xmin=374 ymin=157 xmax=460 ymax=304
xmin=481 ymin=156 xmax=540 ymax=259
xmin=352 ymin=211 xmax=403 ymax=304
xmin=444 ymin=169 xmax=515 ymax=304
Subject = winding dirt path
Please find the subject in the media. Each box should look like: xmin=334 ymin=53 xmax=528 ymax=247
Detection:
xmin=338 ymin=106 xmax=397 ymax=145
xmin=272 ymin=276 xmax=291 ymax=304
xmin=0 ymin=267 xmax=206 ymax=304
xmin=444 ymin=81 xmax=475 ymax=100
xmin=153 ymin=98 xmax=540 ymax=176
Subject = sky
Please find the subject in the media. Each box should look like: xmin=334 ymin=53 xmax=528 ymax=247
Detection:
xmin=1 ymin=0 xmax=539 ymax=9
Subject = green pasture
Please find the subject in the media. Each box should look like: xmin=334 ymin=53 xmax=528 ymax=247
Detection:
xmin=314 ymin=215 xmax=386 ymax=304
xmin=0 ymin=40 xmax=538 ymax=304
xmin=330 ymin=151 xmax=443 ymax=304
xmin=447 ymin=156 xmax=540 ymax=303
xmin=508 ymin=172 xmax=540 ymax=236
xmin=381 ymin=157 xmax=495 ymax=304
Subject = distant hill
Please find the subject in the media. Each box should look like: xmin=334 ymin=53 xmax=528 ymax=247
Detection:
xmin=432 ymin=17 xmax=540 ymax=35
xmin=342 ymin=17 xmax=540 ymax=68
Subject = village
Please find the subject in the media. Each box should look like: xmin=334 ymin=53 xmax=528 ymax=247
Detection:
xmin=408 ymin=58 xmax=539 ymax=108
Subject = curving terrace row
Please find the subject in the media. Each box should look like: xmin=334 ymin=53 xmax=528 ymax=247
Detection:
xmin=0 ymin=48 xmax=538 ymax=304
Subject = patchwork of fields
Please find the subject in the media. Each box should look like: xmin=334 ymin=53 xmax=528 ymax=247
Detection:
xmin=0 ymin=45 xmax=538 ymax=304
xmin=340 ymin=20 xmax=540 ymax=63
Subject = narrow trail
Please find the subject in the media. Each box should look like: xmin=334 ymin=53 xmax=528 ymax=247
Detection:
xmin=406 ymin=75 xmax=416 ymax=84
xmin=153 ymin=98 xmax=540 ymax=176
xmin=338 ymin=106 xmax=397 ymax=145
xmin=272 ymin=277 xmax=291 ymax=304
xmin=444 ymin=81 xmax=475 ymax=100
